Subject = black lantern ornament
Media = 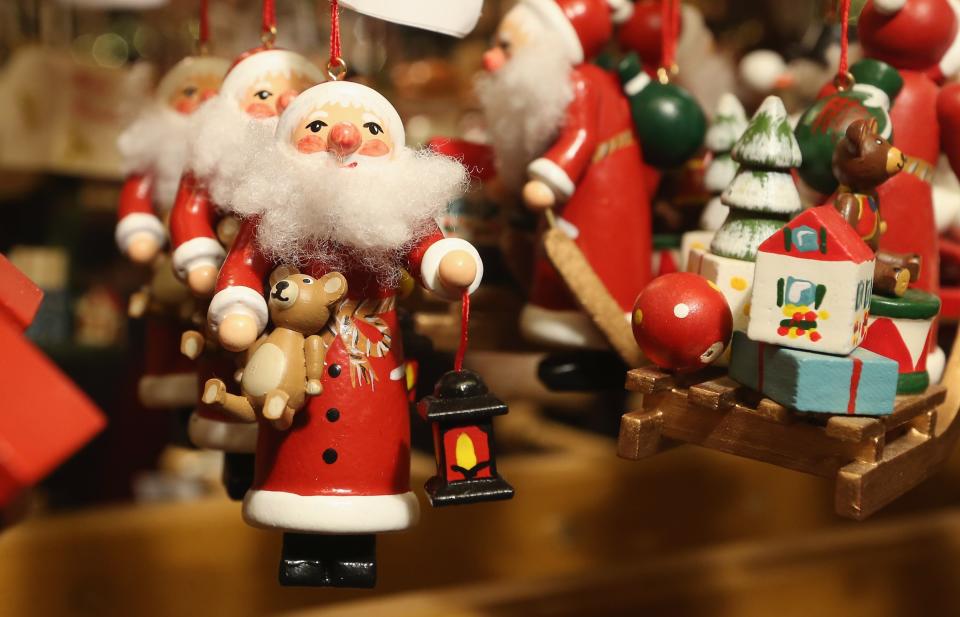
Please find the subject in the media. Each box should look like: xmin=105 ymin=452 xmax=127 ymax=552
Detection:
xmin=418 ymin=369 xmax=514 ymax=506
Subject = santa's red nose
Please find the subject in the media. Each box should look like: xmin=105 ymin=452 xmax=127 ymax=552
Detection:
xmin=328 ymin=122 xmax=361 ymax=157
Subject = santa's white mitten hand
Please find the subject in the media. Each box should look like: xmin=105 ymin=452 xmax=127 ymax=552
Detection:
xmin=187 ymin=264 xmax=218 ymax=296
xmin=306 ymin=379 xmax=322 ymax=396
xmin=127 ymin=232 xmax=161 ymax=264
xmin=522 ymin=180 xmax=556 ymax=211
xmin=219 ymin=314 xmax=258 ymax=352
xmin=438 ymin=250 xmax=478 ymax=293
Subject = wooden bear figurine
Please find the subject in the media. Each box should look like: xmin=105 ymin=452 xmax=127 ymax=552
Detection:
xmin=832 ymin=118 xmax=919 ymax=297
xmin=202 ymin=267 xmax=347 ymax=430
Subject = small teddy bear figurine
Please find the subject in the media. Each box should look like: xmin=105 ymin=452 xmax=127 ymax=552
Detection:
xmin=202 ymin=266 xmax=347 ymax=430
xmin=833 ymin=118 xmax=919 ymax=297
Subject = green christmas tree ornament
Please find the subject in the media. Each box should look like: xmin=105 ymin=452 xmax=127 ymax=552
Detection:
xmin=618 ymin=52 xmax=707 ymax=169
xmin=711 ymin=95 xmax=803 ymax=262
xmin=794 ymin=58 xmax=901 ymax=195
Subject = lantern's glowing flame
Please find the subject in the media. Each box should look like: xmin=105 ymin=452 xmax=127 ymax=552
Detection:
xmin=455 ymin=432 xmax=478 ymax=470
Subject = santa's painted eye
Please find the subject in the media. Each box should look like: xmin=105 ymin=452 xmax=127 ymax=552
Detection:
xmin=182 ymin=86 xmax=198 ymax=97
xmin=306 ymin=120 xmax=327 ymax=132
xmin=302 ymin=278 xmax=313 ymax=284
xmin=363 ymin=121 xmax=383 ymax=136
xmin=255 ymin=90 xmax=272 ymax=100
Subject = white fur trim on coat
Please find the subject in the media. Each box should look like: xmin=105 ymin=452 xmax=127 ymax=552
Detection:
xmin=171 ymin=237 xmax=226 ymax=280
xmin=208 ymin=286 xmax=269 ymax=334
xmin=116 ymin=213 xmax=166 ymax=254
xmin=873 ymin=0 xmax=906 ymax=15
xmin=243 ymin=489 xmax=420 ymax=533
xmin=419 ymin=237 xmax=484 ymax=300
xmin=519 ymin=303 xmax=612 ymax=349
xmin=607 ymin=0 xmax=634 ymax=24
xmin=528 ymin=157 xmax=576 ymax=202
xmin=138 ymin=373 xmax=198 ymax=409
xmin=188 ymin=412 xmax=257 ymax=453
xmin=521 ymin=0 xmax=584 ymax=64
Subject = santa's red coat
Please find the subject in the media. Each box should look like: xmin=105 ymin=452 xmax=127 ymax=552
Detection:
xmin=526 ymin=64 xmax=654 ymax=314
xmin=212 ymin=219 xmax=481 ymax=533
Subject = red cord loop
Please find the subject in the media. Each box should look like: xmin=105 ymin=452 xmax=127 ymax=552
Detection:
xmin=659 ymin=0 xmax=680 ymax=80
xmin=328 ymin=0 xmax=346 ymax=79
xmin=261 ymin=0 xmax=277 ymax=46
xmin=836 ymin=0 xmax=852 ymax=90
xmin=454 ymin=290 xmax=470 ymax=372
xmin=198 ymin=0 xmax=210 ymax=51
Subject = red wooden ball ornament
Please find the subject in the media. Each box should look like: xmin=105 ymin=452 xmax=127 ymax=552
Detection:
xmin=631 ymin=272 xmax=733 ymax=371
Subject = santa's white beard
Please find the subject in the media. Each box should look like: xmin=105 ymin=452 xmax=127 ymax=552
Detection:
xmin=222 ymin=145 xmax=468 ymax=284
xmin=475 ymin=34 xmax=574 ymax=192
xmin=186 ymin=95 xmax=277 ymax=203
xmin=117 ymin=105 xmax=193 ymax=211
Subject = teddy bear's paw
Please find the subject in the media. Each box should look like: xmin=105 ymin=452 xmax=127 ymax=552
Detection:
xmin=305 ymin=379 xmax=323 ymax=396
xmin=264 ymin=390 xmax=291 ymax=420
xmin=202 ymin=379 xmax=227 ymax=405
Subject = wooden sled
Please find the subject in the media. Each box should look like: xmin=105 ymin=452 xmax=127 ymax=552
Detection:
xmin=618 ymin=332 xmax=960 ymax=521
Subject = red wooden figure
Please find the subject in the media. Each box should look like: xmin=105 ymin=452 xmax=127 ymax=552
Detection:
xmin=477 ymin=0 xmax=657 ymax=349
xmin=0 ymin=255 xmax=105 ymax=509
xmin=857 ymin=0 xmax=960 ymax=378
xmin=631 ymin=272 xmax=732 ymax=372
xmin=207 ymin=82 xmax=482 ymax=587
xmin=168 ymin=48 xmax=324 ymax=460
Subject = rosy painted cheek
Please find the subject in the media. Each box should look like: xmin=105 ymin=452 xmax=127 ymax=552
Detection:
xmin=296 ymin=135 xmax=326 ymax=153
xmin=174 ymin=99 xmax=197 ymax=114
xmin=358 ymin=139 xmax=390 ymax=157
xmin=245 ymin=102 xmax=277 ymax=118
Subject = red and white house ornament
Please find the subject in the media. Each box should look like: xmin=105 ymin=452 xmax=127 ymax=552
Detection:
xmin=631 ymin=272 xmax=733 ymax=372
xmin=747 ymin=206 xmax=876 ymax=357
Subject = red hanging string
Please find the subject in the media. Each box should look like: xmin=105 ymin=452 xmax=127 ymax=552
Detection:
xmin=330 ymin=0 xmax=342 ymax=65
xmin=837 ymin=0 xmax=851 ymax=83
xmin=198 ymin=0 xmax=210 ymax=49
xmin=660 ymin=0 xmax=680 ymax=71
xmin=454 ymin=290 xmax=470 ymax=372
xmin=262 ymin=0 xmax=277 ymax=45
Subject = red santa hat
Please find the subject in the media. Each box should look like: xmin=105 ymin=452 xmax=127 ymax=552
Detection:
xmin=219 ymin=48 xmax=326 ymax=105
xmin=859 ymin=0 xmax=960 ymax=78
xmin=155 ymin=55 xmax=230 ymax=104
xmin=276 ymin=80 xmax=407 ymax=149
xmin=520 ymin=0 xmax=634 ymax=64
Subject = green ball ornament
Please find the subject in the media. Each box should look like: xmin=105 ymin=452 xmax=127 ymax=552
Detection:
xmin=618 ymin=52 xmax=706 ymax=169
xmin=794 ymin=59 xmax=902 ymax=195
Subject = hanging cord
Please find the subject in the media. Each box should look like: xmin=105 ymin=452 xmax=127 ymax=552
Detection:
xmin=261 ymin=0 xmax=277 ymax=47
xmin=198 ymin=0 xmax=210 ymax=54
xmin=657 ymin=0 xmax=680 ymax=84
xmin=328 ymin=0 xmax=347 ymax=79
xmin=454 ymin=290 xmax=470 ymax=372
xmin=834 ymin=0 xmax=853 ymax=90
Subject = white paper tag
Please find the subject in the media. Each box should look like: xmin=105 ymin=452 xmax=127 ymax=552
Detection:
xmin=340 ymin=0 xmax=483 ymax=37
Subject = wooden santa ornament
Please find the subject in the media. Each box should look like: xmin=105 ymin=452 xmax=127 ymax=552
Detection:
xmin=477 ymin=0 xmax=653 ymax=353
xmin=206 ymin=80 xmax=498 ymax=588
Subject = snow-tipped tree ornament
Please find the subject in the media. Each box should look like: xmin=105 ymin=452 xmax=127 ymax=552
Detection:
xmin=700 ymin=93 xmax=747 ymax=231
xmin=710 ymin=95 xmax=802 ymax=261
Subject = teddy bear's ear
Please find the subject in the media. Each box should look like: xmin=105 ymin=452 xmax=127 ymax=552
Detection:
xmin=318 ymin=272 xmax=348 ymax=302
xmin=269 ymin=264 xmax=299 ymax=288
xmin=844 ymin=119 xmax=869 ymax=155
xmin=867 ymin=116 xmax=879 ymax=134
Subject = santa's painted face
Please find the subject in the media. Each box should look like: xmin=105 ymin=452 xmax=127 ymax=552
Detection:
xmin=240 ymin=71 xmax=317 ymax=119
xmin=483 ymin=5 xmax=543 ymax=72
xmin=166 ymin=72 xmax=222 ymax=114
xmin=290 ymin=103 xmax=394 ymax=166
